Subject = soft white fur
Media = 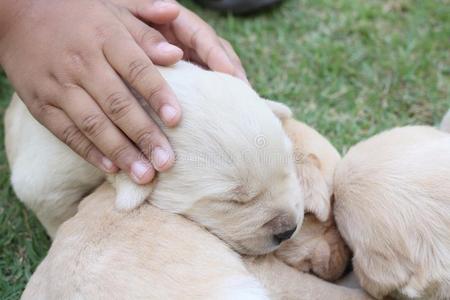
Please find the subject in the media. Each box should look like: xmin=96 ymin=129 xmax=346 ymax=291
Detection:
xmin=17 ymin=111 xmax=370 ymax=300
xmin=334 ymin=125 xmax=450 ymax=299
xmin=6 ymin=62 xmax=302 ymax=255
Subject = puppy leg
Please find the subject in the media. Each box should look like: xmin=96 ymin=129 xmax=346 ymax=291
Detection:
xmin=244 ymin=255 xmax=373 ymax=300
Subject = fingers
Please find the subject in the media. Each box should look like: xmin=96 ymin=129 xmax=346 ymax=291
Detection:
xmin=111 ymin=0 xmax=180 ymax=24
xmin=81 ymin=60 xmax=175 ymax=172
xmin=102 ymin=35 xmax=182 ymax=128
xmin=35 ymin=104 xmax=118 ymax=174
xmin=219 ymin=38 xmax=248 ymax=84
xmin=118 ymin=10 xmax=183 ymax=65
xmin=135 ymin=0 xmax=180 ymax=24
xmin=59 ymin=86 xmax=156 ymax=184
xmin=169 ymin=6 xmax=248 ymax=82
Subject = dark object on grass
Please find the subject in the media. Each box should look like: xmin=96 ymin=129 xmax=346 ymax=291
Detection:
xmin=193 ymin=0 xmax=283 ymax=14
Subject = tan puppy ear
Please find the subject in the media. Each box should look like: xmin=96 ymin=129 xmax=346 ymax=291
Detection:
xmin=265 ymin=99 xmax=293 ymax=121
xmin=297 ymin=153 xmax=331 ymax=222
xmin=440 ymin=110 xmax=450 ymax=133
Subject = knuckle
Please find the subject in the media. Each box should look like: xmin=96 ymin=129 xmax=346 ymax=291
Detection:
xmin=62 ymin=124 xmax=84 ymax=150
xmin=109 ymin=144 xmax=132 ymax=164
xmin=64 ymin=50 xmax=89 ymax=72
xmin=78 ymin=141 xmax=96 ymax=161
xmin=34 ymin=103 xmax=54 ymax=119
xmin=127 ymin=59 xmax=151 ymax=85
xmin=80 ymin=114 xmax=107 ymax=137
xmin=139 ymin=28 xmax=162 ymax=46
xmin=32 ymin=102 xmax=58 ymax=122
xmin=205 ymin=45 xmax=222 ymax=63
xmin=94 ymin=24 xmax=113 ymax=41
xmin=190 ymin=28 xmax=202 ymax=49
xmin=145 ymin=81 xmax=165 ymax=104
xmin=135 ymin=128 xmax=158 ymax=154
xmin=105 ymin=92 xmax=133 ymax=121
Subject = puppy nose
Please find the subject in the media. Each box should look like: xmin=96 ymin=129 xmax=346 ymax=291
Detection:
xmin=274 ymin=226 xmax=297 ymax=244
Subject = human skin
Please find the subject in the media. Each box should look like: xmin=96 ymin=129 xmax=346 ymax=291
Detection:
xmin=0 ymin=0 xmax=246 ymax=184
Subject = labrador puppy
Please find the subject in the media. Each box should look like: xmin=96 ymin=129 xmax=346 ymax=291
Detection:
xmin=334 ymin=121 xmax=450 ymax=299
xmin=267 ymin=106 xmax=351 ymax=281
xmin=21 ymin=116 xmax=370 ymax=300
xmin=6 ymin=62 xmax=303 ymax=255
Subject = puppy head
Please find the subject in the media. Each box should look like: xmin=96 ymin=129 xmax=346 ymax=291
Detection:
xmin=274 ymin=118 xmax=350 ymax=281
xmin=146 ymin=63 xmax=303 ymax=255
xmin=334 ymin=126 xmax=450 ymax=299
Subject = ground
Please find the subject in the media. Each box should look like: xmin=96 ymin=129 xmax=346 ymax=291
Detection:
xmin=0 ymin=0 xmax=449 ymax=298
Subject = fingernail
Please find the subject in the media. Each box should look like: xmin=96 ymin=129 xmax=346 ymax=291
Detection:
xmin=152 ymin=147 xmax=171 ymax=171
xmin=157 ymin=42 xmax=182 ymax=54
xmin=160 ymin=105 xmax=178 ymax=124
xmin=131 ymin=160 xmax=152 ymax=181
xmin=101 ymin=157 xmax=116 ymax=173
xmin=153 ymin=1 xmax=177 ymax=10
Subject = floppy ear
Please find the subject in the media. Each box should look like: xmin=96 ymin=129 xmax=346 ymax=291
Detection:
xmin=108 ymin=172 xmax=154 ymax=211
xmin=296 ymin=153 xmax=332 ymax=222
xmin=440 ymin=110 xmax=450 ymax=133
xmin=265 ymin=99 xmax=293 ymax=121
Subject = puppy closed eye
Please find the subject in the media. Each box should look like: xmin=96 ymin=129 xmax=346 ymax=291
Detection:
xmin=229 ymin=185 xmax=262 ymax=204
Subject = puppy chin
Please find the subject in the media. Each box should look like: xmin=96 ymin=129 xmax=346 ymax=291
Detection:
xmin=231 ymin=238 xmax=281 ymax=256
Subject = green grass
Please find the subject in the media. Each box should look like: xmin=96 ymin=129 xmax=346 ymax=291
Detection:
xmin=0 ymin=0 xmax=449 ymax=297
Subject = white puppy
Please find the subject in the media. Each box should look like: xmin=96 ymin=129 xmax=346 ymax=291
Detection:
xmin=6 ymin=62 xmax=303 ymax=255
xmin=334 ymin=121 xmax=450 ymax=299
xmin=20 ymin=115 xmax=370 ymax=300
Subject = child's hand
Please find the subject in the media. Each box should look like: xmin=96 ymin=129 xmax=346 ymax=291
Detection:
xmin=0 ymin=0 xmax=246 ymax=184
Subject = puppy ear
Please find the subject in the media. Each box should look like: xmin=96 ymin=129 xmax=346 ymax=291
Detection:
xmin=440 ymin=110 xmax=450 ymax=133
xmin=107 ymin=172 xmax=153 ymax=211
xmin=265 ymin=99 xmax=293 ymax=121
xmin=297 ymin=153 xmax=331 ymax=222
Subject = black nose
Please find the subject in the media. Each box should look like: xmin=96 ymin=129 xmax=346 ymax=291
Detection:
xmin=274 ymin=226 xmax=297 ymax=244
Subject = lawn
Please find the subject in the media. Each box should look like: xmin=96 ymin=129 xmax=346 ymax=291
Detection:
xmin=0 ymin=0 xmax=449 ymax=298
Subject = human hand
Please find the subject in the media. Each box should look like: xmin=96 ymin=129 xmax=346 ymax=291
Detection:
xmin=155 ymin=1 xmax=248 ymax=83
xmin=0 ymin=0 xmax=185 ymax=184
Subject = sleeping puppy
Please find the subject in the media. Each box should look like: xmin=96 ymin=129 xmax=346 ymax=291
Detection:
xmin=21 ymin=115 xmax=369 ymax=300
xmin=267 ymin=105 xmax=351 ymax=281
xmin=6 ymin=62 xmax=303 ymax=255
xmin=22 ymin=181 xmax=370 ymax=300
xmin=333 ymin=116 xmax=450 ymax=299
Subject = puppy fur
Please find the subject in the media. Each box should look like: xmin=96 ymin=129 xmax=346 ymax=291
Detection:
xmin=271 ymin=115 xmax=351 ymax=282
xmin=22 ymin=180 xmax=371 ymax=300
xmin=334 ymin=125 xmax=450 ymax=299
xmin=6 ymin=62 xmax=302 ymax=255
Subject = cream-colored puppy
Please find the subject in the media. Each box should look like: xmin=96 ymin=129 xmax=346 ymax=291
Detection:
xmin=21 ymin=115 xmax=369 ymax=300
xmin=6 ymin=62 xmax=303 ymax=255
xmin=22 ymin=181 xmax=370 ymax=300
xmin=334 ymin=120 xmax=450 ymax=299
xmin=266 ymin=106 xmax=351 ymax=281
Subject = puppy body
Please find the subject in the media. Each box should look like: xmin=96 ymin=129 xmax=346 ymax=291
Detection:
xmin=244 ymin=255 xmax=371 ymax=300
xmin=15 ymin=102 xmax=367 ymax=298
xmin=273 ymin=118 xmax=350 ymax=281
xmin=6 ymin=62 xmax=302 ymax=255
xmin=334 ymin=126 xmax=450 ymax=299
xmin=22 ymin=183 xmax=269 ymax=300
xmin=23 ymin=182 xmax=370 ymax=300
